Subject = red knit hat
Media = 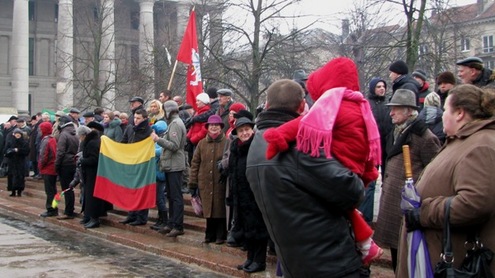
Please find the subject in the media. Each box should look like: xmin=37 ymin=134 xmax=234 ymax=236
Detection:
xmin=229 ymin=102 xmax=246 ymax=113
xmin=306 ymin=57 xmax=360 ymax=101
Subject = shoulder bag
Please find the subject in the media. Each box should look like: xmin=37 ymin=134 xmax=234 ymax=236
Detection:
xmin=434 ymin=197 xmax=494 ymax=278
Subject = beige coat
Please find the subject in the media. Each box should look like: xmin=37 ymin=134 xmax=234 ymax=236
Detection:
xmin=189 ymin=134 xmax=228 ymax=219
xmin=397 ymin=119 xmax=495 ymax=277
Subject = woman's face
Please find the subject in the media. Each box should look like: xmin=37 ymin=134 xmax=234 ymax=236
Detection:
xmin=150 ymin=102 xmax=160 ymax=114
xmin=442 ymin=96 xmax=460 ymax=136
xmin=196 ymin=100 xmax=205 ymax=108
xmin=228 ymin=111 xmax=236 ymax=122
xmin=14 ymin=133 xmax=22 ymax=139
xmin=103 ymin=114 xmax=110 ymax=123
xmin=236 ymin=124 xmax=254 ymax=142
xmin=207 ymin=123 xmax=222 ymax=136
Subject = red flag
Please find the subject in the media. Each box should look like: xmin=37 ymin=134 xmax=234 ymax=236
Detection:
xmin=177 ymin=9 xmax=203 ymax=110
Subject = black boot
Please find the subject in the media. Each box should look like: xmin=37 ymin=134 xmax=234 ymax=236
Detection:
xmin=84 ymin=218 xmax=100 ymax=229
xmin=16 ymin=190 xmax=22 ymax=197
xmin=119 ymin=217 xmax=135 ymax=224
xmin=9 ymin=191 xmax=15 ymax=197
xmin=150 ymin=211 xmax=168 ymax=231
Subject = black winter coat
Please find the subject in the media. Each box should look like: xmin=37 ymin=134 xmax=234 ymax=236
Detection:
xmin=246 ymin=109 xmax=364 ymax=278
xmin=5 ymin=136 xmax=30 ymax=191
xmin=121 ymin=119 xmax=152 ymax=143
xmin=228 ymin=136 xmax=267 ymax=240
xmin=392 ymin=74 xmax=421 ymax=106
xmin=367 ymin=78 xmax=393 ymax=174
xmin=81 ymin=130 xmax=112 ymax=218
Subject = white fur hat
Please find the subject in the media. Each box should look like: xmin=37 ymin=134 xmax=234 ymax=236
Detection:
xmin=196 ymin=92 xmax=210 ymax=104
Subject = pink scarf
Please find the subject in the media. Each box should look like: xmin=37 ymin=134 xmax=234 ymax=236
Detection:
xmin=296 ymin=87 xmax=381 ymax=166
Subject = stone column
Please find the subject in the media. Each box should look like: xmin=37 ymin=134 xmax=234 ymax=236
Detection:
xmin=11 ymin=0 xmax=29 ymax=113
xmin=56 ymin=0 xmax=74 ymax=109
xmin=100 ymin=0 xmax=115 ymax=110
xmin=138 ymin=0 xmax=155 ymax=99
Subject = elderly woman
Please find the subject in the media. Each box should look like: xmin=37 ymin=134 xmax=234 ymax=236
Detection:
xmin=189 ymin=115 xmax=228 ymax=244
xmin=397 ymin=84 xmax=495 ymax=277
xmin=228 ymin=117 xmax=268 ymax=273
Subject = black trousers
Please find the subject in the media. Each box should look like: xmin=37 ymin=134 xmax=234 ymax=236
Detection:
xmin=166 ymin=171 xmax=184 ymax=230
xmin=205 ymin=217 xmax=227 ymax=241
xmin=43 ymin=174 xmax=57 ymax=211
xmin=246 ymin=237 xmax=268 ymax=264
xmin=59 ymin=164 xmax=76 ymax=215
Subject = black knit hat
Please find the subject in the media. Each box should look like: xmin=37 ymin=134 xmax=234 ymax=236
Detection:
xmin=412 ymin=69 xmax=427 ymax=81
xmin=389 ymin=60 xmax=409 ymax=75
xmin=436 ymin=71 xmax=456 ymax=85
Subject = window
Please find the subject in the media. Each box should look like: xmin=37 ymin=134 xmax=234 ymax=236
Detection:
xmin=28 ymin=1 xmax=35 ymax=21
xmin=54 ymin=4 xmax=58 ymax=23
xmin=131 ymin=11 xmax=139 ymax=30
xmin=483 ymin=35 xmax=494 ymax=53
xmin=485 ymin=60 xmax=495 ymax=70
xmin=460 ymin=37 xmax=470 ymax=52
xmin=29 ymin=38 xmax=34 ymax=76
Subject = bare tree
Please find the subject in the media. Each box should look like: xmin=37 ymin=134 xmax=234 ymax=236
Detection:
xmin=192 ymin=0 xmax=318 ymax=111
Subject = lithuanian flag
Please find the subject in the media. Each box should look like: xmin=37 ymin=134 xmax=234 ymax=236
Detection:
xmin=94 ymin=136 xmax=156 ymax=211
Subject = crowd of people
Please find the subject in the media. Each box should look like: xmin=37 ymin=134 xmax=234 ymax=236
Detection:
xmin=2 ymin=55 xmax=495 ymax=276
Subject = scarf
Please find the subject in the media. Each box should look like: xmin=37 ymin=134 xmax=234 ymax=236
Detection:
xmin=297 ymin=87 xmax=381 ymax=166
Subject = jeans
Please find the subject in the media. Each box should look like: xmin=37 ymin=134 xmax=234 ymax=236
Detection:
xmin=166 ymin=171 xmax=184 ymax=230
xmin=43 ymin=174 xmax=57 ymax=211
xmin=156 ymin=180 xmax=167 ymax=212
xmin=59 ymin=164 xmax=76 ymax=215
xmin=358 ymin=181 xmax=375 ymax=224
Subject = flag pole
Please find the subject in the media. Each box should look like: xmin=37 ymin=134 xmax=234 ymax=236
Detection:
xmin=167 ymin=60 xmax=178 ymax=90
xmin=167 ymin=6 xmax=195 ymax=91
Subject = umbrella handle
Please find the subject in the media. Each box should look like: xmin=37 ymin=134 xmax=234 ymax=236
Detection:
xmin=402 ymin=145 xmax=413 ymax=178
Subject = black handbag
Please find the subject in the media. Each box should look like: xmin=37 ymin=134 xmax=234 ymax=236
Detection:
xmin=434 ymin=197 xmax=494 ymax=278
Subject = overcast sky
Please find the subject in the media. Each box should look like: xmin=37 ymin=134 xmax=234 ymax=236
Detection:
xmin=287 ymin=0 xmax=478 ymax=33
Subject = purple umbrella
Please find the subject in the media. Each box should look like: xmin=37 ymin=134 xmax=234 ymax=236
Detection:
xmin=401 ymin=145 xmax=434 ymax=278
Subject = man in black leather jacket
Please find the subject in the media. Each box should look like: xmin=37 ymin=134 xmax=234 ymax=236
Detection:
xmin=246 ymin=79 xmax=365 ymax=278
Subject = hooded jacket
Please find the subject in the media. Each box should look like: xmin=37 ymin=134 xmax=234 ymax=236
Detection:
xmin=157 ymin=113 xmax=187 ymax=172
xmin=367 ymin=77 xmax=393 ymax=173
xmin=38 ymin=122 xmax=57 ymax=175
xmin=103 ymin=117 xmax=123 ymax=142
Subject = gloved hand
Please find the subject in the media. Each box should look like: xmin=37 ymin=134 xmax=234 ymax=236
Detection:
xmin=404 ymin=208 xmax=422 ymax=232
xmin=189 ymin=186 xmax=199 ymax=197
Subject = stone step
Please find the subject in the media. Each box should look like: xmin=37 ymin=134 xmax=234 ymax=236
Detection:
xmin=2 ymin=177 xmax=395 ymax=277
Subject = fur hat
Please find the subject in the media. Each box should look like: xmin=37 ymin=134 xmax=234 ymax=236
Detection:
xmin=233 ymin=109 xmax=254 ymax=121
xmin=196 ymin=93 xmax=210 ymax=104
xmin=306 ymin=57 xmax=360 ymax=101
xmin=389 ymin=60 xmax=409 ymax=75
xmin=436 ymin=71 xmax=456 ymax=85
xmin=412 ymin=69 xmax=427 ymax=81
xmin=86 ymin=121 xmax=104 ymax=132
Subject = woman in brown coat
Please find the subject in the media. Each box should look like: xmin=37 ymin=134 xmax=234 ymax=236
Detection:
xmin=373 ymin=89 xmax=441 ymax=272
xmin=189 ymin=115 xmax=228 ymax=244
xmin=397 ymin=84 xmax=495 ymax=277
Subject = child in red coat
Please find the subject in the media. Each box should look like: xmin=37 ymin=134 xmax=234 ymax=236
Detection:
xmin=264 ymin=57 xmax=383 ymax=265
